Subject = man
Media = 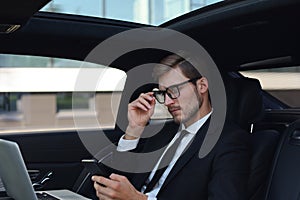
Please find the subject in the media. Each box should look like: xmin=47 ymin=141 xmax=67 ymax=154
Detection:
xmin=92 ymin=54 xmax=250 ymax=199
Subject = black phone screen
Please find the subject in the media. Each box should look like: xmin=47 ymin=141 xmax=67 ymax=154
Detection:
xmin=81 ymin=159 xmax=110 ymax=178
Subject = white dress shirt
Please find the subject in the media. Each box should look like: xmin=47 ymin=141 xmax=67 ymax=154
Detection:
xmin=117 ymin=111 xmax=212 ymax=200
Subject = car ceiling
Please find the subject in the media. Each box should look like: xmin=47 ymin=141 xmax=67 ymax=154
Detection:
xmin=0 ymin=0 xmax=300 ymax=72
xmin=165 ymin=0 xmax=300 ymax=71
xmin=0 ymin=0 xmax=50 ymax=25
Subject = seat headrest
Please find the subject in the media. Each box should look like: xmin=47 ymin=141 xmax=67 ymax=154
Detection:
xmin=225 ymin=77 xmax=264 ymax=130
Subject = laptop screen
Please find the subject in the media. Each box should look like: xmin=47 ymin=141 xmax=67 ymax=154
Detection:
xmin=0 ymin=139 xmax=38 ymax=200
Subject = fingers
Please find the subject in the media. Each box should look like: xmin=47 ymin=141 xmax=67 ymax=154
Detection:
xmin=94 ymin=174 xmax=126 ymax=191
xmin=140 ymin=92 xmax=154 ymax=102
xmin=96 ymin=191 xmax=108 ymax=200
xmin=92 ymin=174 xmax=145 ymax=200
xmin=94 ymin=181 xmax=111 ymax=199
xmin=92 ymin=175 xmax=110 ymax=187
xmin=92 ymin=175 xmax=128 ymax=200
xmin=137 ymin=93 xmax=154 ymax=111
xmin=130 ymin=92 xmax=155 ymax=111
xmin=127 ymin=92 xmax=156 ymax=129
xmin=109 ymin=173 xmax=129 ymax=184
xmin=92 ymin=176 xmax=115 ymax=199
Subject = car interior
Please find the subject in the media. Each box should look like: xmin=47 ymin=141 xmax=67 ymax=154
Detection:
xmin=0 ymin=0 xmax=300 ymax=199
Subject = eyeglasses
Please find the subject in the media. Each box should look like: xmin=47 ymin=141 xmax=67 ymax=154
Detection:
xmin=152 ymin=77 xmax=201 ymax=104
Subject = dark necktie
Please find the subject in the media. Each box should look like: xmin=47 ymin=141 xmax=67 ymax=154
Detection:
xmin=144 ymin=130 xmax=189 ymax=193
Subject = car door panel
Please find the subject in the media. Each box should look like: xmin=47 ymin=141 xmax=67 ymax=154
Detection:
xmin=0 ymin=129 xmax=123 ymax=190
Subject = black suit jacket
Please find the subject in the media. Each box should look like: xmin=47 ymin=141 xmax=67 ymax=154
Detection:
xmin=112 ymin=118 xmax=250 ymax=200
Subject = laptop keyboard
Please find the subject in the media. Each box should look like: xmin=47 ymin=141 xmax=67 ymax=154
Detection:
xmin=36 ymin=192 xmax=60 ymax=200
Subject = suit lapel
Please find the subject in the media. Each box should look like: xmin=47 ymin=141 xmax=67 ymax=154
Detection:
xmin=158 ymin=119 xmax=210 ymax=192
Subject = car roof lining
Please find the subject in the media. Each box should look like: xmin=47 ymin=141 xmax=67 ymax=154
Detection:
xmin=0 ymin=0 xmax=50 ymax=26
xmin=0 ymin=0 xmax=299 ymax=72
xmin=164 ymin=0 xmax=300 ymax=71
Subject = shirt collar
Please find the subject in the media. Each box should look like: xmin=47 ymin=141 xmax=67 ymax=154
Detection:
xmin=181 ymin=110 xmax=213 ymax=135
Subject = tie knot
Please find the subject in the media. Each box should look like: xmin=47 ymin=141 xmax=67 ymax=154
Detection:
xmin=179 ymin=130 xmax=189 ymax=138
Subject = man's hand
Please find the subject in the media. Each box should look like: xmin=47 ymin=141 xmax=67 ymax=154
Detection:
xmin=92 ymin=174 xmax=148 ymax=200
xmin=125 ymin=92 xmax=156 ymax=139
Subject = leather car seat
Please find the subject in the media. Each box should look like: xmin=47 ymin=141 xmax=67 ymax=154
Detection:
xmin=264 ymin=119 xmax=300 ymax=200
xmin=224 ymin=76 xmax=280 ymax=200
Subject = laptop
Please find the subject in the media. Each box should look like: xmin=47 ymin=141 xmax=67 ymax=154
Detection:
xmin=0 ymin=139 xmax=90 ymax=200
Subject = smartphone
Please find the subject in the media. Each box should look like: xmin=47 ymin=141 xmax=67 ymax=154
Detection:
xmin=81 ymin=159 xmax=110 ymax=178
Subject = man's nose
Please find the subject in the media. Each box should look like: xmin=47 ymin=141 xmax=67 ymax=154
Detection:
xmin=164 ymin=94 xmax=174 ymax=106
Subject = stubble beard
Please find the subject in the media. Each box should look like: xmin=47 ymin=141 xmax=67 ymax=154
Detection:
xmin=174 ymin=91 xmax=203 ymax=125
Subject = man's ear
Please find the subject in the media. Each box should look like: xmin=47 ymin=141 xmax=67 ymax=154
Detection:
xmin=196 ymin=77 xmax=209 ymax=94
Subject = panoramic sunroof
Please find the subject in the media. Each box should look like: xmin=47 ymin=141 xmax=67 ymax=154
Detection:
xmin=41 ymin=0 xmax=222 ymax=25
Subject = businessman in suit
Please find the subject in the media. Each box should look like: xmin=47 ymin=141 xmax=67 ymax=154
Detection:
xmin=92 ymin=54 xmax=250 ymax=199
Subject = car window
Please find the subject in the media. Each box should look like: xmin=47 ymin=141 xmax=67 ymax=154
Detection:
xmin=240 ymin=66 xmax=300 ymax=108
xmin=41 ymin=0 xmax=223 ymax=25
xmin=0 ymin=54 xmax=126 ymax=133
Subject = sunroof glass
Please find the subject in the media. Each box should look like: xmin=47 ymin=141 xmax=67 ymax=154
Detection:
xmin=40 ymin=0 xmax=223 ymax=26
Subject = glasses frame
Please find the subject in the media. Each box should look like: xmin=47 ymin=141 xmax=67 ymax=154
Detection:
xmin=153 ymin=77 xmax=202 ymax=104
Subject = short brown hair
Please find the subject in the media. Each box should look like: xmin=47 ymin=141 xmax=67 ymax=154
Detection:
xmin=152 ymin=53 xmax=202 ymax=81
